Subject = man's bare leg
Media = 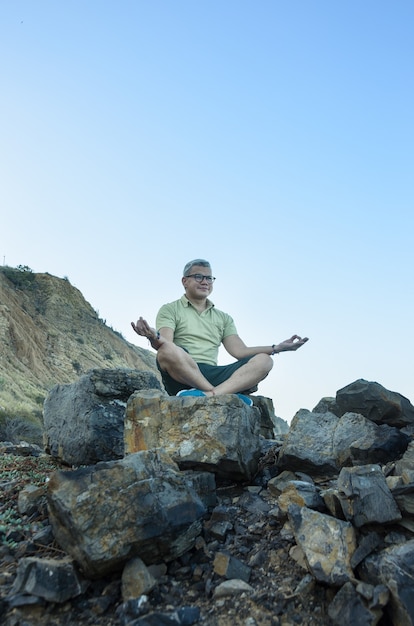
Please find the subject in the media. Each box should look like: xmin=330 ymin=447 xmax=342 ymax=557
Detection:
xmin=159 ymin=346 xmax=272 ymax=397
xmin=157 ymin=343 xmax=215 ymax=392
xmin=207 ymin=354 xmax=273 ymax=396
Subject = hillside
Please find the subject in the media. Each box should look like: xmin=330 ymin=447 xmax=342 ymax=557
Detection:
xmin=0 ymin=266 xmax=158 ymax=421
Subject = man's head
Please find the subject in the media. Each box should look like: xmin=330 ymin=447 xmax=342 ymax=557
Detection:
xmin=182 ymin=259 xmax=211 ymax=277
xmin=182 ymin=259 xmax=215 ymax=300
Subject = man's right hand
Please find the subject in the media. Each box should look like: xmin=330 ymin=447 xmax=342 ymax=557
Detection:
xmin=131 ymin=317 xmax=156 ymax=339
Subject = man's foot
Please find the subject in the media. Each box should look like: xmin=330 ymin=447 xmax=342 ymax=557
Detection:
xmin=236 ymin=393 xmax=253 ymax=407
xmin=176 ymin=388 xmax=206 ymax=398
xmin=176 ymin=389 xmax=253 ymax=407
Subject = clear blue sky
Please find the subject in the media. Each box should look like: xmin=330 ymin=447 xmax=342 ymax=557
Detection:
xmin=2 ymin=1 xmax=413 ymax=422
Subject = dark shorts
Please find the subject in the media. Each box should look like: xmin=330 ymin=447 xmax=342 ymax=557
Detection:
xmin=157 ymin=356 xmax=254 ymax=396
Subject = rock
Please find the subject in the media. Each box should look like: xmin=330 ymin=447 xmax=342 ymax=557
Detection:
xmin=288 ymin=504 xmax=357 ymax=585
xmin=43 ymin=368 xmax=163 ymax=465
xmin=320 ymin=487 xmax=345 ymax=519
xmin=17 ymin=484 xmax=45 ymax=516
xmin=32 ymin=525 xmax=55 ymax=546
xmin=4 ymin=376 xmax=414 ymax=626
xmin=392 ymin=483 xmax=414 ymax=518
xmin=251 ymin=396 xmax=289 ymax=436
xmin=121 ymin=606 xmax=201 ymax=625
xmin=359 ymin=540 xmax=414 ymax=626
xmin=213 ymin=579 xmax=254 ymax=598
xmin=213 ymin=552 xmax=251 ymax=582
xmin=278 ymin=407 xmax=410 ymax=478
xmin=335 ymin=379 xmax=414 ymax=428
xmin=350 ymin=532 xmax=382 ymax=569
xmin=395 ymin=441 xmax=414 ymax=475
xmin=9 ymin=556 xmax=88 ymax=603
xmin=333 ymin=412 xmax=409 ymax=466
xmin=328 ymin=581 xmax=383 ymax=625
xmin=47 ymin=449 xmax=206 ymax=578
xmin=337 ymin=465 xmax=402 ymax=527
xmin=209 ymin=520 xmax=233 ymax=541
xmin=121 ymin=557 xmax=157 ymax=600
xmin=277 ymin=480 xmax=325 ymax=514
xmin=125 ymin=391 xmax=263 ymax=481
xmin=0 ymin=442 xmax=43 ymax=457
xmin=277 ymin=410 xmax=340 ymax=476
xmin=183 ymin=470 xmax=217 ymax=510
xmin=267 ymin=470 xmax=300 ymax=498
xmin=312 ymin=396 xmax=340 ymax=415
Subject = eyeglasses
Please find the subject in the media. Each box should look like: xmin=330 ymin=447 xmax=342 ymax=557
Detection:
xmin=185 ymin=273 xmax=216 ymax=283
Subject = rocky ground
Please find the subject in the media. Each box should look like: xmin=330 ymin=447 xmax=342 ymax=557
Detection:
xmin=0 ymin=445 xmax=335 ymax=626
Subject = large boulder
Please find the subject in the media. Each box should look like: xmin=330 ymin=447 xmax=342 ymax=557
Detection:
xmin=125 ymin=390 xmax=263 ymax=481
xmin=277 ymin=408 xmax=410 ymax=477
xmin=335 ymin=379 xmax=414 ymax=428
xmin=43 ymin=368 xmax=163 ymax=465
xmin=47 ymin=449 xmax=206 ymax=578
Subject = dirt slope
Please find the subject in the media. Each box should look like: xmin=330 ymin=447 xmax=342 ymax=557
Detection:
xmin=0 ymin=267 xmax=157 ymax=417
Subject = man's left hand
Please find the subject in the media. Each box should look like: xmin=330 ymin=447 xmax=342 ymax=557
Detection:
xmin=275 ymin=335 xmax=309 ymax=352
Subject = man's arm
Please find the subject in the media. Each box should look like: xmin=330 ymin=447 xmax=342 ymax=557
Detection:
xmin=222 ymin=334 xmax=309 ymax=359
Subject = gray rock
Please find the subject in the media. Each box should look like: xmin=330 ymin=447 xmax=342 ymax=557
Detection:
xmin=312 ymin=396 xmax=340 ymax=415
xmin=350 ymin=532 xmax=382 ymax=569
xmin=359 ymin=540 xmax=414 ymax=626
xmin=213 ymin=551 xmax=251 ymax=582
xmin=277 ymin=410 xmax=340 ymax=477
xmin=278 ymin=407 xmax=409 ymax=480
xmin=333 ymin=412 xmax=409 ymax=466
xmin=392 ymin=483 xmax=414 ymax=518
xmin=328 ymin=581 xmax=383 ymax=625
xmin=337 ymin=465 xmax=401 ymax=527
xmin=268 ymin=470 xmax=303 ymax=498
xmin=251 ymin=396 xmax=289 ymax=436
xmin=9 ymin=556 xmax=88 ymax=603
xmin=47 ymin=449 xmax=206 ymax=578
xmin=336 ymin=379 xmax=414 ymax=427
xmin=277 ymin=480 xmax=325 ymax=514
xmin=43 ymin=368 xmax=163 ymax=465
xmin=17 ymin=484 xmax=44 ymax=515
xmin=395 ymin=441 xmax=414 ymax=475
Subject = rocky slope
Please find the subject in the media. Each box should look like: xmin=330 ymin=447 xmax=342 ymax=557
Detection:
xmin=0 ymin=266 xmax=157 ymax=421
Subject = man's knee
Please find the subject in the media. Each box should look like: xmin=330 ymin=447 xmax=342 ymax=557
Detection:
xmin=157 ymin=342 xmax=195 ymax=372
xmin=252 ymin=353 xmax=273 ymax=374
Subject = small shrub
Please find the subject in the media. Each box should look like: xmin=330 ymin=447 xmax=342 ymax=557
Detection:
xmin=0 ymin=416 xmax=43 ymax=445
xmin=72 ymin=361 xmax=82 ymax=374
xmin=2 ymin=265 xmax=35 ymax=290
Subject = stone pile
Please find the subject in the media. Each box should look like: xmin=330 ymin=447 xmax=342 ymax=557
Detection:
xmin=3 ymin=372 xmax=414 ymax=625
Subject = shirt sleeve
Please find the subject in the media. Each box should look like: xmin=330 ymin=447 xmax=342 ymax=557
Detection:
xmin=222 ymin=312 xmax=238 ymax=338
xmin=156 ymin=302 xmax=177 ymax=331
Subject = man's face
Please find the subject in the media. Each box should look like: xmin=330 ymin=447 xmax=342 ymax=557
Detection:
xmin=182 ymin=265 xmax=214 ymax=299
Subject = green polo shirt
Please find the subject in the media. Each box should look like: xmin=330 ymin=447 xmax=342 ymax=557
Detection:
xmin=155 ymin=295 xmax=237 ymax=365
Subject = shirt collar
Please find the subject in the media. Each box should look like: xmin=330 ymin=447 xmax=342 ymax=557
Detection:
xmin=181 ymin=294 xmax=215 ymax=310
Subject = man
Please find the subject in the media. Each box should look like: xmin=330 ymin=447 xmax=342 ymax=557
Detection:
xmin=131 ymin=259 xmax=308 ymax=405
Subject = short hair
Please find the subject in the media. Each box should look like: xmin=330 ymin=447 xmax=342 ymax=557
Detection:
xmin=183 ymin=259 xmax=211 ymax=276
